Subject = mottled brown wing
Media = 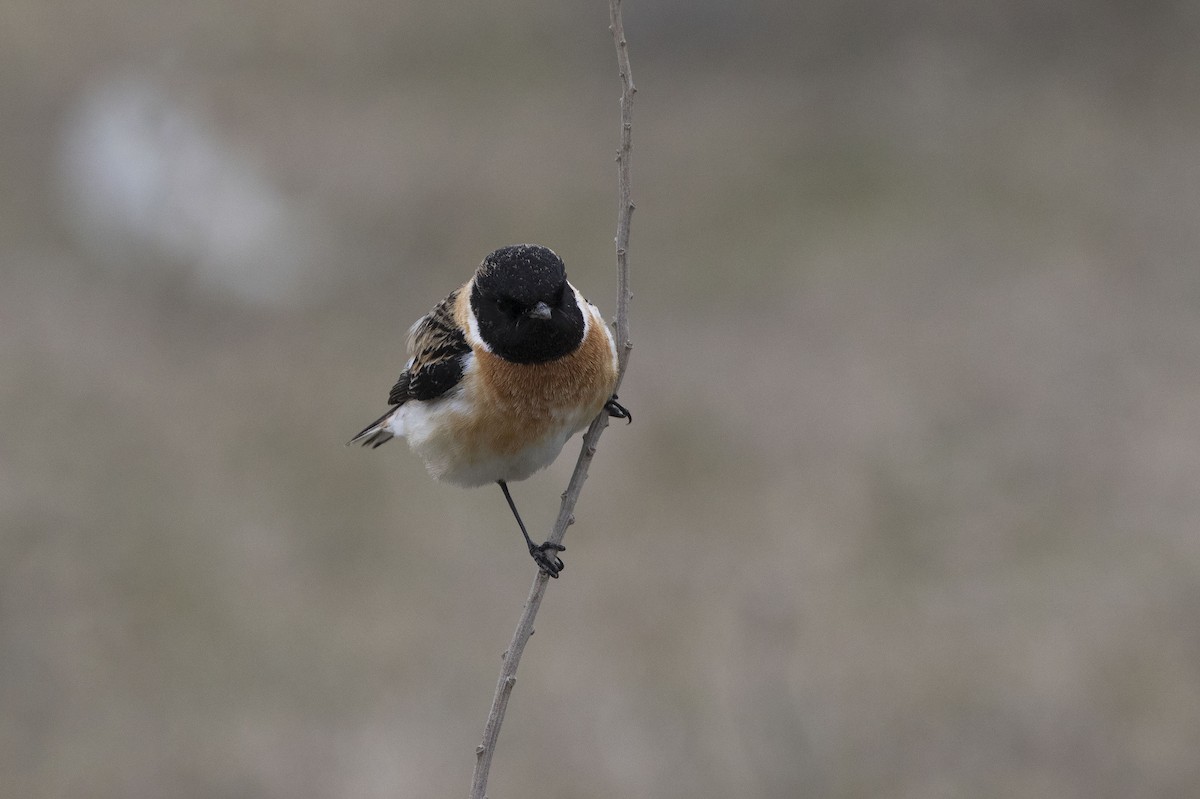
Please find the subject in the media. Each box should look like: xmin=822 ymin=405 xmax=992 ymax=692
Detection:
xmin=389 ymin=289 xmax=470 ymax=404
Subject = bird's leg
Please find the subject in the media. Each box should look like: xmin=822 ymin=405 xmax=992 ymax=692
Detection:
xmin=604 ymin=394 xmax=632 ymax=423
xmin=498 ymin=480 xmax=565 ymax=577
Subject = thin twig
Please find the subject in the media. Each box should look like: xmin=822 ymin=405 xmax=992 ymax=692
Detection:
xmin=610 ymin=0 xmax=635 ymax=373
xmin=468 ymin=3 xmax=635 ymax=797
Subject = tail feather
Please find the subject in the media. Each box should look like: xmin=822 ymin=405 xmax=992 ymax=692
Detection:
xmin=347 ymin=407 xmax=398 ymax=448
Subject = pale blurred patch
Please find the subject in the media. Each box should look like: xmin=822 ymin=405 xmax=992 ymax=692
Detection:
xmin=56 ymin=74 xmax=334 ymax=307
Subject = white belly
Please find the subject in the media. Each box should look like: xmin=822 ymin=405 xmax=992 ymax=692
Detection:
xmin=387 ymin=394 xmax=592 ymax=488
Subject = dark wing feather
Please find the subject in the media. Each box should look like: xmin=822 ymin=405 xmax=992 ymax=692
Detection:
xmin=396 ymin=290 xmax=470 ymax=403
xmin=349 ymin=290 xmax=469 ymax=448
xmin=386 ymin=372 xmax=411 ymax=406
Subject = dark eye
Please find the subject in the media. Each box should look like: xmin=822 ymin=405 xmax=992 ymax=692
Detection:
xmin=494 ymin=297 xmax=520 ymax=316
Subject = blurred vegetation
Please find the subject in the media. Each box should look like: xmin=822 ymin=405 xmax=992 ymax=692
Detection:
xmin=4 ymin=1 xmax=1200 ymax=797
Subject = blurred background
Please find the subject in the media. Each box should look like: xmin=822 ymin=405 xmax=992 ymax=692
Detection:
xmin=4 ymin=1 xmax=1200 ymax=797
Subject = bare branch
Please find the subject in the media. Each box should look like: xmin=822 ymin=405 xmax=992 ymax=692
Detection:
xmin=468 ymin=3 xmax=635 ymax=797
xmin=610 ymin=0 xmax=635 ymax=373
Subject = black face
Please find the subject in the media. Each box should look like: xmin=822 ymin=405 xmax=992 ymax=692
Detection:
xmin=469 ymin=245 xmax=586 ymax=364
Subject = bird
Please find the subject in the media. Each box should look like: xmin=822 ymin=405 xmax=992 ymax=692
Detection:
xmin=349 ymin=244 xmax=629 ymax=577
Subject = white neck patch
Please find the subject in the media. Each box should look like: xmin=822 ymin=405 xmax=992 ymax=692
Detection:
xmin=463 ymin=280 xmax=493 ymax=353
xmin=572 ymin=283 xmax=592 ymax=339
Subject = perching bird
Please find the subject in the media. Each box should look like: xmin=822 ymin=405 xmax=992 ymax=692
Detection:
xmin=349 ymin=244 xmax=629 ymax=577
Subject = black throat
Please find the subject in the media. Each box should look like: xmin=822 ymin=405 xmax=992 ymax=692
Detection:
xmin=468 ymin=244 xmax=588 ymax=364
xmin=469 ymin=284 xmax=585 ymax=364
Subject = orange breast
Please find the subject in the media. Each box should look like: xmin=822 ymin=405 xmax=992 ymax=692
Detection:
xmin=455 ymin=316 xmax=617 ymax=457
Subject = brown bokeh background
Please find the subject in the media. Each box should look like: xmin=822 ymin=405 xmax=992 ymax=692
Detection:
xmin=4 ymin=2 xmax=1200 ymax=797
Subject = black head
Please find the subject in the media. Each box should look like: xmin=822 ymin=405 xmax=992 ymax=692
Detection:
xmin=469 ymin=244 xmax=585 ymax=364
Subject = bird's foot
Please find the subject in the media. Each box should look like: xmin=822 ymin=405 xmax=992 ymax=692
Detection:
xmin=529 ymin=541 xmax=566 ymax=578
xmin=604 ymin=395 xmax=632 ymax=424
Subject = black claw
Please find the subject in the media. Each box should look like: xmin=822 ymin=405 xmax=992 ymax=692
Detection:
xmin=500 ymin=481 xmax=567 ymax=577
xmin=604 ymin=395 xmax=632 ymax=424
xmin=530 ymin=541 xmax=566 ymax=577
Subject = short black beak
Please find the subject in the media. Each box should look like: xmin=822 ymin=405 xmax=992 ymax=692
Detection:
xmin=526 ymin=301 xmax=552 ymax=320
